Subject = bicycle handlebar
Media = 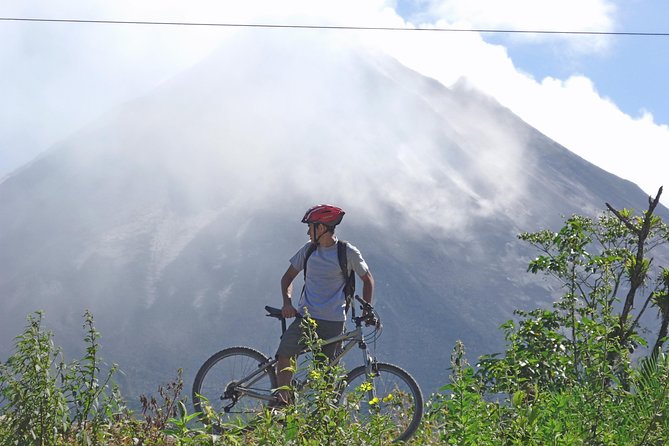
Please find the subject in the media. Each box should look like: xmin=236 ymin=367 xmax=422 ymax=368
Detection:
xmin=354 ymin=295 xmax=372 ymax=311
xmin=353 ymin=295 xmax=379 ymax=327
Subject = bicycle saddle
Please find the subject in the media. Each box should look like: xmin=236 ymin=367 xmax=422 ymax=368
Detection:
xmin=265 ymin=306 xmax=283 ymax=319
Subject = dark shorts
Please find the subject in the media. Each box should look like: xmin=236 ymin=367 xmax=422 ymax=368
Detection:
xmin=275 ymin=317 xmax=345 ymax=360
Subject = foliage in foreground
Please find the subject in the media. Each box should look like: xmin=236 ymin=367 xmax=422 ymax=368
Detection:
xmin=0 ymin=311 xmax=404 ymax=445
xmin=417 ymin=341 xmax=669 ymax=446
xmin=418 ymin=188 xmax=669 ymax=445
xmin=2 ymin=310 xmax=668 ymax=445
xmin=2 ymin=189 xmax=669 ymax=445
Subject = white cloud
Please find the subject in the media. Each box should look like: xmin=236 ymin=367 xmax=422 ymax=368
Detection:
xmin=2 ymin=0 xmax=667 ymax=203
xmin=0 ymin=0 xmax=235 ymax=176
xmin=364 ymin=1 xmax=668 ymax=201
xmin=399 ymin=0 xmax=614 ymax=53
xmin=525 ymin=76 xmax=669 ymax=196
xmin=420 ymin=0 xmax=615 ymax=52
xmin=423 ymin=0 xmax=615 ymax=30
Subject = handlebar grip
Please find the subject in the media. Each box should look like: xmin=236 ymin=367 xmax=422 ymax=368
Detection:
xmin=355 ymin=295 xmax=371 ymax=307
xmin=355 ymin=295 xmax=374 ymax=314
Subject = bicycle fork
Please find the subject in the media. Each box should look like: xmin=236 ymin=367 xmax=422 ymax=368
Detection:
xmin=359 ymin=340 xmax=379 ymax=402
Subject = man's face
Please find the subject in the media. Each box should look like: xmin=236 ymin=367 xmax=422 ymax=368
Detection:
xmin=307 ymin=223 xmax=323 ymax=242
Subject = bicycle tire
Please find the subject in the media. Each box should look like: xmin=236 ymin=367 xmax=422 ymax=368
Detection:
xmin=192 ymin=346 xmax=277 ymax=429
xmin=340 ymin=362 xmax=423 ymax=443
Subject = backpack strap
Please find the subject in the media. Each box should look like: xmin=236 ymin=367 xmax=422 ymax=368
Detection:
xmin=337 ymin=240 xmax=356 ymax=314
xmin=302 ymin=243 xmax=317 ymax=284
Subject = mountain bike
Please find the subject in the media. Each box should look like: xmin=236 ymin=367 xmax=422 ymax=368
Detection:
xmin=192 ymin=296 xmax=423 ymax=443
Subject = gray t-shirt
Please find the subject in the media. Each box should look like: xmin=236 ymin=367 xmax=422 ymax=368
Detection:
xmin=290 ymin=239 xmax=369 ymax=322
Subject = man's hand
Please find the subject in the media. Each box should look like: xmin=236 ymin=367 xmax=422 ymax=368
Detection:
xmin=280 ymin=265 xmax=300 ymax=318
xmin=282 ymin=303 xmax=298 ymax=319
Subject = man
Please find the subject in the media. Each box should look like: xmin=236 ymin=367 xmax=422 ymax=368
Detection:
xmin=274 ymin=204 xmax=374 ymax=405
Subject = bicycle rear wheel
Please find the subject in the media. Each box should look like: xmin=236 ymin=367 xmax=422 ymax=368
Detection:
xmin=340 ymin=362 xmax=423 ymax=443
xmin=192 ymin=346 xmax=277 ymax=429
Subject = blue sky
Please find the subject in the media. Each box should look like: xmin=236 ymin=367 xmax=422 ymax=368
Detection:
xmin=1 ymin=0 xmax=667 ymax=201
xmin=481 ymin=0 xmax=669 ymax=124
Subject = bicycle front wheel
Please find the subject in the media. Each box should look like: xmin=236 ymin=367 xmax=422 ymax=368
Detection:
xmin=340 ymin=362 xmax=423 ymax=443
xmin=192 ymin=346 xmax=277 ymax=429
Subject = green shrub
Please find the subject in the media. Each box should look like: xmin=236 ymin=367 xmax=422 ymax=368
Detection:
xmin=0 ymin=312 xmax=69 ymax=445
xmin=0 ymin=311 xmax=125 ymax=445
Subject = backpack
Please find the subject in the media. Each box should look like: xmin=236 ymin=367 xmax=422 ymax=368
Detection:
xmin=303 ymin=240 xmax=356 ymax=312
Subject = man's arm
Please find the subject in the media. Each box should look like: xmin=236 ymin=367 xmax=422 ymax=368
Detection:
xmin=280 ymin=265 xmax=300 ymax=318
xmin=360 ymin=271 xmax=374 ymax=305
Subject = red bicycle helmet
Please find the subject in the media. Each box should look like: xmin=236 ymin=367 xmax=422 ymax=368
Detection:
xmin=301 ymin=204 xmax=345 ymax=226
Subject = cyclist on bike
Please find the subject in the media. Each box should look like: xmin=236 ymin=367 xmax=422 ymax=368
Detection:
xmin=273 ymin=204 xmax=375 ymax=406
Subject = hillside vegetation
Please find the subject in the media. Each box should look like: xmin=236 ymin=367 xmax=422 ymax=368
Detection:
xmin=2 ymin=191 xmax=669 ymax=445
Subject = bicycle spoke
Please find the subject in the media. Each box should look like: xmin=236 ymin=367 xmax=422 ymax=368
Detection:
xmin=192 ymin=347 xmax=277 ymax=428
xmin=340 ymin=362 xmax=423 ymax=443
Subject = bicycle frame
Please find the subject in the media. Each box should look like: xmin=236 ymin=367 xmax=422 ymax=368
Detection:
xmin=321 ymin=324 xmax=373 ymax=373
xmin=224 ymin=322 xmax=374 ymax=408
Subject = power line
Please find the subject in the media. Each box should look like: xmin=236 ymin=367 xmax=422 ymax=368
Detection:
xmin=1 ymin=16 xmax=668 ymax=37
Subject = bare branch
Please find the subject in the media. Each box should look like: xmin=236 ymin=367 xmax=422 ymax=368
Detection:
xmin=605 ymin=186 xmax=663 ymax=235
xmin=650 ymin=186 xmax=663 ymax=210
xmin=605 ymin=203 xmax=637 ymax=233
